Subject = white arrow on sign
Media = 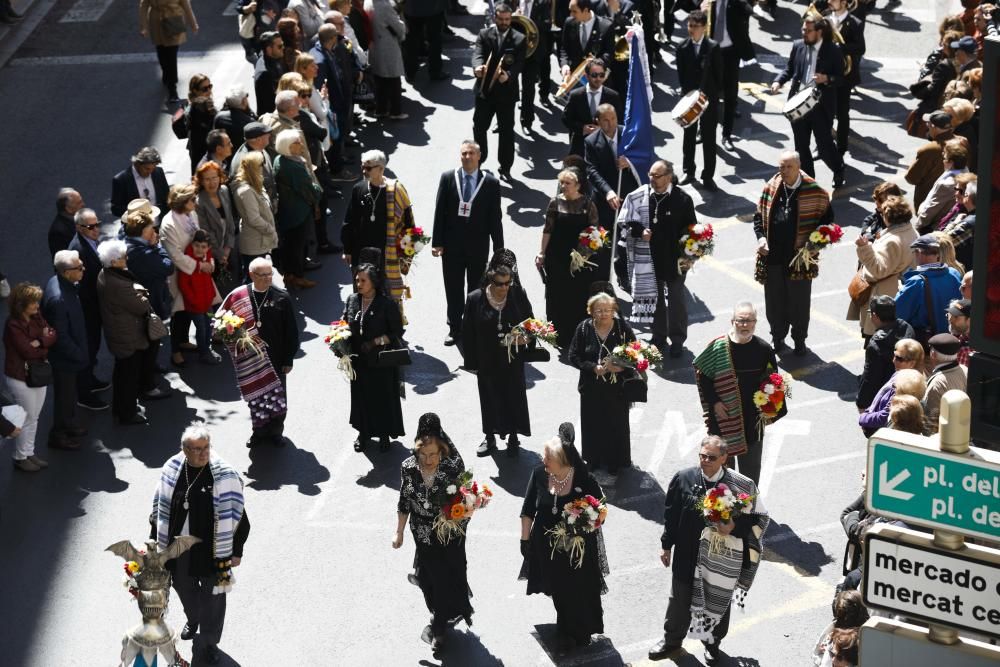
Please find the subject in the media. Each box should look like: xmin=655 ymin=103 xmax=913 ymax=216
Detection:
xmin=879 ymin=461 xmax=914 ymax=501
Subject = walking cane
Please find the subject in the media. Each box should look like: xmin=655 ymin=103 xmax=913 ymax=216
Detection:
xmin=609 ymin=166 xmax=624 ymax=283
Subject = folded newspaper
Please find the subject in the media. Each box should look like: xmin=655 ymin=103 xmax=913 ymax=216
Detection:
xmin=2 ymin=404 xmax=26 ymax=429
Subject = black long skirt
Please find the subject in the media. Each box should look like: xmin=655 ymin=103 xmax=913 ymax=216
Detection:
xmin=415 ymin=536 xmax=474 ymax=636
xmin=580 ymin=382 xmax=631 ymax=473
xmin=349 ymin=365 xmax=404 ymax=438
xmin=477 ymin=362 xmax=531 ymax=437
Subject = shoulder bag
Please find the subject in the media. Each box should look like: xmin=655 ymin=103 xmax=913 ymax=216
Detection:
xmin=161 ymin=14 xmax=187 ymax=37
xmin=847 ymin=271 xmax=872 ymax=306
xmin=147 ymin=312 xmax=169 ymax=341
xmin=915 ymin=274 xmax=936 ymax=351
xmin=24 ymin=360 xmax=53 ymax=388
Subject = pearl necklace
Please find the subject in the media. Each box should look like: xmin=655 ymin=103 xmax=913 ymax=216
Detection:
xmin=548 ymin=468 xmax=574 ymax=514
xmin=486 ymin=285 xmax=507 ymax=331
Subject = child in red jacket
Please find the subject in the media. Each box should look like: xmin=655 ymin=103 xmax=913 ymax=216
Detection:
xmin=177 ymin=230 xmax=222 ymax=364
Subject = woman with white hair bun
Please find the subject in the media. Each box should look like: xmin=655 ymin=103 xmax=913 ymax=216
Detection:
xmin=273 ymin=129 xmax=322 ymax=289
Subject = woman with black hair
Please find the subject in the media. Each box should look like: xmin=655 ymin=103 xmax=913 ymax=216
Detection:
xmin=519 ymin=424 xmax=608 ymax=656
xmin=343 ymin=262 xmax=404 ymax=452
xmin=393 ymin=413 xmax=473 ymax=658
xmin=462 ymin=249 xmax=535 ymax=458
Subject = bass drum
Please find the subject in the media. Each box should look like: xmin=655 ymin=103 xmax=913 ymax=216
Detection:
xmin=511 ymin=15 xmax=539 ymax=59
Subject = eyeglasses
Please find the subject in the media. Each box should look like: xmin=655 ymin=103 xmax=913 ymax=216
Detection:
xmin=648 ymin=172 xmax=668 ymax=179
xmin=184 ymin=444 xmax=210 ymax=454
xmin=253 ymin=271 xmax=273 ymax=277
xmin=492 ymin=280 xmax=512 ymax=288
xmin=417 ymin=451 xmax=440 ymax=460
xmin=589 ymin=72 xmax=606 ymax=78
xmin=78 ymin=223 xmax=100 ymax=230
xmin=893 ymin=354 xmax=910 ymax=362
xmin=361 ymin=164 xmax=381 ymax=171
xmin=69 ymin=265 xmax=85 ymax=271
xmin=699 ymin=453 xmax=720 ymax=462
xmin=733 ymin=318 xmax=756 ymax=325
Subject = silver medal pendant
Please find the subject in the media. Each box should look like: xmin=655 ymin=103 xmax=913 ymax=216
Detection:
xmin=183 ymin=500 xmax=189 ymax=510
xmin=424 ymin=501 xmax=430 ymax=509
xmin=552 ymin=507 xmax=558 ymax=515
xmin=370 ymin=213 xmax=375 ymax=222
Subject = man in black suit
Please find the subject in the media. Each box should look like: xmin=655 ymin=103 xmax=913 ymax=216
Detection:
xmin=770 ymin=16 xmax=846 ymax=188
xmin=684 ymin=0 xmax=754 ymax=150
xmin=560 ymin=0 xmax=615 ymax=81
xmin=585 ymin=104 xmax=639 ymax=231
xmin=110 ymin=146 xmax=170 ymax=220
xmin=514 ymin=0 xmax=552 ymax=132
xmin=603 ymin=0 xmax=637 ymax=95
xmin=472 ymin=4 xmax=527 ymax=182
xmin=67 ymin=208 xmax=111 ymax=405
xmin=822 ymin=0 xmax=865 ymax=156
xmin=253 ymin=31 xmax=286 ymax=116
xmin=49 ymin=188 xmax=84 ymax=257
xmin=431 ymin=141 xmax=505 ymax=345
xmin=561 ymin=58 xmax=622 ymax=156
xmin=676 ymin=10 xmax=722 ymax=191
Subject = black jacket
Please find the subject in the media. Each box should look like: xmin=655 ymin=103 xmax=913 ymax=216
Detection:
xmin=630 ymin=186 xmax=697 ymax=282
xmin=111 ymin=166 xmax=170 ymax=219
xmin=48 ymin=212 xmax=76 ymax=257
xmin=214 ymin=107 xmax=258 ymax=149
xmin=856 ymin=318 xmax=915 ymax=409
xmin=682 ymin=0 xmax=754 ymax=60
xmin=431 ymin=169 xmax=504 ymax=262
xmin=562 ymin=85 xmax=622 ymax=157
xmin=774 ymin=39 xmax=844 ymax=114
xmin=676 ymin=36 xmax=723 ymax=99
xmin=252 ymin=286 xmax=300 ymax=370
xmin=835 ymin=12 xmax=866 ymax=89
xmin=472 ymin=25 xmax=527 ymax=100
xmin=253 ymin=54 xmax=285 ymax=116
xmin=560 ymin=15 xmax=615 ymax=70
xmin=68 ymin=233 xmax=102 ymax=310
xmin=124 ymin=237 xmax=174 ymax=319
xmin=344 ymin=292 xmax=404 ymax=368
xmin=461 ymin=285 xmax=534 ymax=372
xmin=42 ymin=274 xmax=90 ymax=372
xmin=584 ymin=126 xmax=638 ymax=200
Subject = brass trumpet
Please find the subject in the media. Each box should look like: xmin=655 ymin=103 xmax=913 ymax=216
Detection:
xmin=555 ymin=55 xmax=595 ymax=102
xmin=803 ymin=2 xmax=853 ymax=77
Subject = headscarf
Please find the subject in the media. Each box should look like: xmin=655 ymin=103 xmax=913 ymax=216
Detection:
xmin=415 ymin=412 xmax=462 ymax=465
xmin=480 ymin=247 xmax=522 ymax=290
xmin=556 ymin=422 xmax=589 ymax=477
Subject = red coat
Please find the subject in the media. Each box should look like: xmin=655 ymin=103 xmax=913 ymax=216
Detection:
xmin=3 ymin=313 xmax=57 ymax=382
xmin=177 ymin=246 xmax=218 ymax=313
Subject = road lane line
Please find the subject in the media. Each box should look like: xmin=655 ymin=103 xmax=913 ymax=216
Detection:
xmin=59 ymin=0 xmax=114 ymax=22
xmin=758 ymin=419 xmax=810 ymax=498
xmin=774 ymin=450 xmax=866 ymax=475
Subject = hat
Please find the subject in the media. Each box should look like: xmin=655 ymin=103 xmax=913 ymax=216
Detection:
xmin=909 ymin=234 xmax=940 ymax=251
xmin=947 ymin=299 xmax=971 ymax=318
xmin=949 ymin=35 xmax=978 ymax=54
xmin=120 ymin=198 xmax=161 ymax=224
xmin=922 ymin=110 xmax=952 ymax=129
xmin=243 ymin=122 xmax=272 ymax=139
xmin=131 ymin=146 xmax=162 ymax=164
xmin=928 ymin=333 xmax=961 ymax=355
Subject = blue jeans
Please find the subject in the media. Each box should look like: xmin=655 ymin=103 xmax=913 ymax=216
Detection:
xmin=191 ymin=313 xmax=211 ymax=356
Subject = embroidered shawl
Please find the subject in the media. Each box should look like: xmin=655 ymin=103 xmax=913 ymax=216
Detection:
xmin=384 ymin=178 xmax=412 ymax=318
xmin=617 ymin=185 xmax=661 ymax=324
xmin=693 ymin=335 xmax=748 ymax=456
xmin=753 ymin=173 xmax=830 ymax=282
xmin=153 ymin=452 xmax=245 ymax=593
xmin=219 ymin=285 xmax=287 ymax=429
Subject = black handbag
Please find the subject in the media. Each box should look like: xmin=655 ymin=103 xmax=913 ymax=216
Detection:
xmin=376 ymin=348 xmax=412 ymax=368
xmin=522 ymin=347 xmax=551 ymax=363
xmin=621 ymin=372 xmax=647 ymax=403
xmin=24 ymin=360 xmax=53 ymax=388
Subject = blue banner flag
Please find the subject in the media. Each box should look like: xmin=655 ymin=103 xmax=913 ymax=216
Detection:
xmin=620 ymin=28 xmax=654 ymax=185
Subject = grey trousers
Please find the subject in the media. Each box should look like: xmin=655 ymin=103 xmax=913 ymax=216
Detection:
xmin=663 ymin=573 xmax=731 ymax=646
xmin=651 ymin=275 xmax=688 ymax=345
xmin=172 ymin=553 xmax=227 ymax=652
xmin=764 ymin=269 xmax=812 ymax=344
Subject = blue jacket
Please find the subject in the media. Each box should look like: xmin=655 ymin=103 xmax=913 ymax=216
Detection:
xmin=893 ymin=263 xmax=961 ymax=335
xmin=42 ymin=274 xmax=90 ymax=372
xmin=125 ymin=237 xmax=175 ymax=319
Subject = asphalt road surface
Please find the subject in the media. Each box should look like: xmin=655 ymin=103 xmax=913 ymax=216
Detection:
xmin=0 ymin=0 xmax=965 ymax=665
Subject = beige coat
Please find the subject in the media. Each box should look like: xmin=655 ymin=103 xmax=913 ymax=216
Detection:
xmin=846 ymin=222 xmax=918 ymax=335
xmin=923 ymin=363 xmax=968 ymax=433
xmin=234 ymin=182 xmax=279 ymax=256
xmin=139 ymin=0 xmax=197 ymax=47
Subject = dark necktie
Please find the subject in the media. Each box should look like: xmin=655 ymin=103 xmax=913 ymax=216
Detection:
xmin=463 ymin=174 xmax=473 ymax=201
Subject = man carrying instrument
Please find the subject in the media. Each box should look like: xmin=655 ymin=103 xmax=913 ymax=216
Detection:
xmin=513 ymin=0 xmax=552 ymax=135
xmin=818 ymin=0 xmax=866 ymax=157
xmin=561 ymin=58 xmax=622 ymax=157
xmin=560 ymin=0 xmax=615 ymax=84
xmin=604 ymin=0 xmax=637 ymax=98
xmin=472 ymin=4 xmax=527 ymax=182
xmin=676 ymin=10 xmax=722 ymax=192
xmin=770 ymin=15 xmax=847 ymax=189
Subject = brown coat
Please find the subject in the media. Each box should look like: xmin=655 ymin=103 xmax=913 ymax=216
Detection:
xmin=98 ymin=267 xmax=152 ymax=359
xmin=139 ymin=0 xmax=197 ymax=48
xmin=846 ymin=222 xmax=918 ymax=335
xmin=904 ymin=131 xmax=952 ymax=209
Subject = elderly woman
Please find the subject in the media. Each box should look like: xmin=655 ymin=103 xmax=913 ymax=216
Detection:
xmin=916 ymin=140 xmax=970 ymax=233
xmin=3 ymin=282 xmax=57 ymax=472
xmin=568 ymin=292 xmax=636 ymax=480
xmin=194 ymin=162 xmax=239 ymax=294
xmin=344 ymin=263 xmax=404 ymax=452
xmin=97 ymin=240 xmax=159 ymax=425
xmin=463 ymin=250 xmax=534 ymax=458
xmin=393 ymin=414 xmax=472 ymax=658
xmin=274 ymin=128 xmax=322 ymax=289
xmin=536 ymin=168 xmax=604 ymax=348
xmin=858 ymin=181 xmax=902 ymax=242
xmin=942 ymin=97 xmax=978 ymax=171
xmin=232 ymin=151 xmax=278 ymax=274
xmin=367 ymin=0 xmax=407 ymax=119
xmin=214 ymin=85 xmax=257 ymax=148
xmin=139 ymin=0 xmax=198 ymax=102
xmin=519 ymin=425 xmax=607 ymax=656
xmin=859 ymin=345 xmax=925 ymax=437
xmin=848 ymin=196 xmax=918 ymax=339
xmin=160 ymin=184 xmax=208 ymax=367
xmin=888 ymin=394 xmax=925 ymax=436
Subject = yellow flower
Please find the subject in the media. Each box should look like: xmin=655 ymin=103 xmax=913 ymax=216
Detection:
xmin=404 ymin=247 xmax=415 ymax=256
xmin=809 ymin=231 xmax=823 ymax=243
xmin=752 ymin=391 xmax=769 ymax=407
xmin=126 ymin=561 xmax=140 ymax=574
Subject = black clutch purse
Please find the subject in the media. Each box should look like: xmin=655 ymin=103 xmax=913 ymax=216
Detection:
xmin=621 ymin=372 xmax=648 ymax=403
xmin=376 ymin=348 xmax=412 ymax=368
xmin=521 ymin=347 xmax=550 ymax=363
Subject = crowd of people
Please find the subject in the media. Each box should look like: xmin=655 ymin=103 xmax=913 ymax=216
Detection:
xmin=0 ymin=0 xmax=993 ymax=664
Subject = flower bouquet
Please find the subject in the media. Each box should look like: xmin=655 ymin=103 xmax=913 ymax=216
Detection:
xmin=396 ymin=225 xmax=432 ymax=275
xmin=569 ymin=226 xmax=610 ymax=275
xmin=789 ymin=223 xmax=843 ymax=274
xmin=122 ymin=559 xmax=142 ymax=598
xmin=324 ymin=320 xmax=355 ymax=381
xmin=677 ymin=222 xmax=715 ymax=274
xmin=604 ymin=340 xmax=663 ymax=383
xmin=431 ymin=469 xmax=493 ymax=544
xmin=213 ymin=310 xmax=264 ymax=358
xmin=696 ymin=483 xmax=755 ymax=555
xmin=752 ymin=367 xmax=791 ymax=434
xmin=501 ymin=318 xmax=559 ymax=362
xmin=546 ymin=495 xmax=608 ymax=569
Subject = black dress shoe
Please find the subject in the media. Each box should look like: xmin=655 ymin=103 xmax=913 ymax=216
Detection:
xmin=304 ymin=258 xmax=323 ymax=271
xmin=477 ymin=438 xmax=497 ymax=456
xmin=90 ymin=378 xmax=112 ymax=393
xmin=648 ymin=638 xmax=682 ymax=660
xmin=204 ymin=644 xmax=221 ymax=665
xmin=679 ymin=172 xmax=696 ymax=186
xmin=833 ymin=170 xmax=846 ymax=189
xmin=703 ymin=643 xmax=721 ymax=665
xmin=379 ymin=436 xmax=390 ymax=452
xmin=702 ymin=178 xmax=719 ymax=192
xmin=772 ymin=339 xmax=789 ymax=353
xmin=794 ymin=340 xmax=808 ymax=356
xmin=142 ymin=387 xmax=172 ymax=400
xmin=498 ymin=168 xmax=513 ymax=182
xmin=444 ymin=333 xmax=458 ymax=346
xmin=120 ymin=413 xmax=148 ymax=426
xmin=522 ymin=124 xmax=534 ymax=137
xmin=505 ymin=438 xmax=520 ymax=457
xmin=353 ymin=437 xmax=367 ymax=452
xmin=722 ymin=136 xmax=736 ymax=151
xmin=181 ymin=622 xmax=198 ymax=640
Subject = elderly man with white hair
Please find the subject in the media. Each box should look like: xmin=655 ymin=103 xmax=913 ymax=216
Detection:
xmin=217 ymin=256 xmax=300 ymax=447
xmin=274 ymin=128 xmax=323 ymax=289
xmin=152 ymin=424 xmax=249 ymax=665
xmin=214 ymin=85 xmax=257 ymax=148
xmin=42 ymin=249 xmax=100 ymax=451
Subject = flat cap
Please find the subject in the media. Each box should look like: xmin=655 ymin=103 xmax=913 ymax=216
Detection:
xmin=922 ymin=110 xmax=952 ymax=129
xmin=910 ymin=234 xmax=940 ymax=251
xmin=949 ymin=36 xmax=978 ymax=54
xmin=243 ymin=122 xmax=272 ymax=139
xmin=928 ymin=333 xmax=961 ymax=355
xmin=947 ymin=299 xmax=971 ymax=318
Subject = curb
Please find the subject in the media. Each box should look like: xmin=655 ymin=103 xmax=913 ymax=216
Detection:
xmin=0 ymin=0 xmax=60 ymax=70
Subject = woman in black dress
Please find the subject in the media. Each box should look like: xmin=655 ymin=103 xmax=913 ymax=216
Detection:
xmin=462 ymin=249 xmax=534 ymax=458
xmin=519 ymin=424 xmax=608 ymax=656
xmin=393 ymin=413 xmax=473 ymax=658
xmin=568 ymin=292 xmax=636 ymax=479
xmin=343 ymin=263 xmax=404 ymax=452
xmin=535 ymin=168 xmax=606 ymax=348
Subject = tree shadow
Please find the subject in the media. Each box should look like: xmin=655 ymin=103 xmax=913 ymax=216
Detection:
xmin=530 ymin=624 xmax=626 ymax=666
xmin=604 ymin=467 xmax=666 ymax=524
xmin=763 ymin=521 xmax=834 ymax=577
xmin=355 ymin=441 xmax=410 ymax=490
xmin=487 ymin=449 xmax=543 ymax=499
xmin=245 ymin=437 xmax=331 ymax=496
xmin=416 ymin=627 xmax=506 ymax=666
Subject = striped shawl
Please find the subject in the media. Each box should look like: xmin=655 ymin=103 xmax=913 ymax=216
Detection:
xmin=693 ymin=335 xmax=748 ymax=456
xmin=753 ymin=173 xmax=830 ymax=282
xmin=617 ymin=185 xmax=662 ymax=324
xmin=384 ymin=179 xmax=412 ymax=320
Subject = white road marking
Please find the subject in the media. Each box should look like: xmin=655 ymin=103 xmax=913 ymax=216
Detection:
xmin=758 ymin=418 xmax=810 ymax=499
xmin=774 ymin=450 xmax=866 ymax=476
xmin=223 ymin=0 xmax=239 ymax=16
xmin=10 ymin=49 xmax=244 ymax=66
xmin=59 ymin=0 xmax=115 ymax=22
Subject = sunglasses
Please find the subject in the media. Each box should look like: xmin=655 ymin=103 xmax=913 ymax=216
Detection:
xmin=78 ymin=223 xmax=100 ymax=230
xmin=589 ymin=72 xmax=606 ymax=78
xmin=893 ymin=354 xmax=910 ymax=362
xmin=361 ymin=164 xmax=380 ymax=171
xmin=699 ymin=453 xmax=719 ymax=462
xmin=492 ymin=280 xmax=512 ymax=287
xmin=199 ymin=84 xmax=213 ymax=92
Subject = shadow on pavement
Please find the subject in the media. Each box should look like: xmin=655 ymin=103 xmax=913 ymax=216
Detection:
xmin=488 ymin=447 xmax=542 ymax=498
xmin=762 ymin=521 xmax=834 ymax=577
xmin=604 ymin=467 xmax=666 ymax=525
xmin=356 ymin=440 xmax=409 ymax=490
xmin=531 ymin=624 xmax=626 ymax=666
xmin=416 ymin=627 xmax=505 ymax=666
xmin=245 ymin=437 xmax=331 ymax=496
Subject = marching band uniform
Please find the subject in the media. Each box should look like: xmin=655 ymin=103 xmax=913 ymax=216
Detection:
xmin=472 ymin=20 xmax=527 ymax=177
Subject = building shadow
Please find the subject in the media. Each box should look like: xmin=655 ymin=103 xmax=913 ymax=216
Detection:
xmin=783 ymin=355 xmax=860 ymax=402
xmin=763 ymin=521 xmax=834 ymax=577
xmin=604 ymin=466 xmax=667 ymax=524
xmin=245 ymin=437 xmax=331 ymax=496
xmin=405 ymin=348 xmax=462 ymax=395
xmin=191 ymin=648 xmax=242 ymax=666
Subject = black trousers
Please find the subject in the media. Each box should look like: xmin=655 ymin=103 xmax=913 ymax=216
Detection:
xmin=374 ymin=75 xmax=402 ymax=116
xmin=403 ymin=13 xmax=445 ymax=78
xmin=155 ymin=45 xmax=179 ymax=91
xmin=651 ymin=275 xmax=688 ymax=345
xmin=791 ymin=107 xmax=844 ymax=179
xmin=79 ymin=303 xmax=102 ymax=396
xmin=764 ymin=268 xmax=812 ymax=344
xmin=278 ymin=223 xmax=308 ymax=277
xmin=442 ymin=253 xmax=486 ymax=335
xmin=682 ymin=103 xmax=718 ymax=180
xmin=473 ymin=95 xmax=516 ymax=171
xmin=720 ymin=46 xmax=740 ymax=138
xmin=735 ymin=440 xmax=763 ymax=485
xmin=111 ymin=346 xmax=159 ymax=419
xmin=520 ymin=53 xmax=549 ymax=126
xmin=835 ymin=85 xmax=852 ymax=155
xmin=661 ymin=0 xmax=677 ymax=43
xmin=51 ymin=368 xmax=79 ymax=436
xmin=172 ymin=553 xmax=227 ymax=653
xmin=663 ymin=574 xmax=731 ymax=646
xmin=171 ymin=311 xmax=193 ymax=353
